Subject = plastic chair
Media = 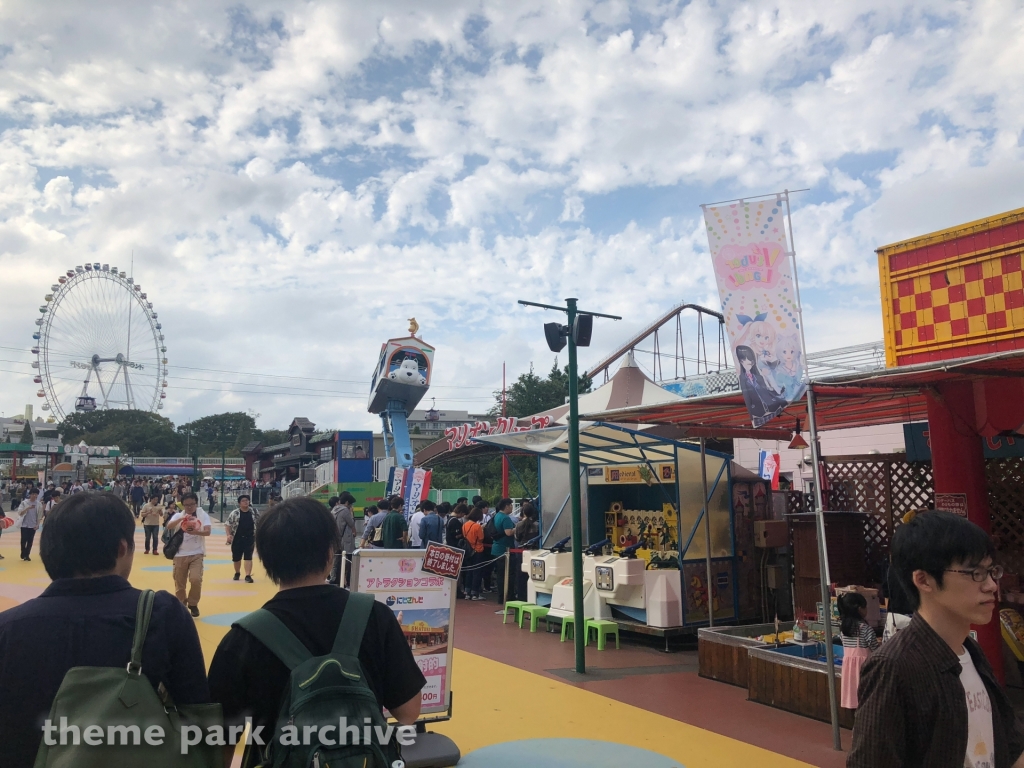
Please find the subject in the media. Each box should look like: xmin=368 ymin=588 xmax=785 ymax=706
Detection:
xmin=521 ymin=604 xmax=550 ymax=633
xmin=503 ymin=600 xmax=529 ymax=626
xmin=585 ymin=619 xmax=620 ymax=650
xmin=560 ymin=614 xmax=576 ymax=643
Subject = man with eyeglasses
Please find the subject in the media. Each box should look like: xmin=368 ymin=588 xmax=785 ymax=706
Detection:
xmin=849 ymin=510 xmax=1024 ymax=768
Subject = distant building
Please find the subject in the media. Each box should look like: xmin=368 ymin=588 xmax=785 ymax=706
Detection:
xmin=243 ymin=418 xmax=377 ymax=485
xmin=0 ymin=415 xmax=60 ymax=446
xmin=406 ymin=409 xmax=492 ymax=439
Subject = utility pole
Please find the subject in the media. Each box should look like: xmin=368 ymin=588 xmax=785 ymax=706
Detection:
xmin=501 ymin=362 xmax=509 ymax=498
xmin=220 ymin=445 xmax=226 ymax=522
xmin=518 ymin=298 xmax=620 ymax=675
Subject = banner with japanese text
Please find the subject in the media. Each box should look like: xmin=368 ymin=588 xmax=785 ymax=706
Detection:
xmin=354 ymin=550 xmax=454 ymax=717
xmin=702 ymin=195 xmax=809 ymax=427
xmin=386 ymin=467 xmax=432 ymax=518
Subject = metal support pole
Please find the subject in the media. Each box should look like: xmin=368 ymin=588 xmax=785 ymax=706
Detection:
xmin=781 ymin=189 xmax=841 ymax=751
xmin=220 ymin=447 xmax=226 ymax=523
xmin=517 ymin=296 xmax=619 ymax=674
xmin=566 ymin=298 xmax=586 ymax=675
xmin=700 ymin=437 xmax=714 ymax=627
xmin=502 ymin=363 xmax=509 ymax=498
xmin=807 ymin=386 xmax=840 ymax=750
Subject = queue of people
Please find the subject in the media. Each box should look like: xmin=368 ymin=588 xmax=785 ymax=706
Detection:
xmin=354 ymin=494 xmax=542 ymax=603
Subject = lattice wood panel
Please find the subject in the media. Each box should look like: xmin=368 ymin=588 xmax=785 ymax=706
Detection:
xmin=823 ymin=456 xmax=935 ymax=584
xmin=805 ymin=455 xmax=1024 ymax=583
xmin=786 ymin=491 xmax=812 ymax=516
xmin=987 ymin=457 xmax=1024 ymax=576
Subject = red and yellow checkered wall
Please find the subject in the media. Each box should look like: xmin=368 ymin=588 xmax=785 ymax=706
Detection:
xmin=878 ymin=207 xmax=1024 ymax=367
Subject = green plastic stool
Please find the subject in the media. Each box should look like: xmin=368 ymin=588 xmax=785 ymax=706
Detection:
xmin=503 ymin=601 xmax=529 ymax=625
xmin=521 ymin=604 xmax=550 ymax=633
xmin=560 ymin=614 xmax=576 ymax=643
xmin=585 ymin=619 xmax=620 ymax=650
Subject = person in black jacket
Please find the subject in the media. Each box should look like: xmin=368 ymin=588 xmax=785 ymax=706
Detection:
xmin=446 ymin=503 xmax=468 ymax=599
xmin=0 ymin=492 xmax=209 ymax=768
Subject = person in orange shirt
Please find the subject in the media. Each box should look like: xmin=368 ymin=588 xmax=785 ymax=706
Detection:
xmin=462 ymin=506 xmax=486 ymax=600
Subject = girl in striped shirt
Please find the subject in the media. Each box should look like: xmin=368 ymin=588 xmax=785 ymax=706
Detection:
xmin=839 ymin=592 xmax=878 ymax=709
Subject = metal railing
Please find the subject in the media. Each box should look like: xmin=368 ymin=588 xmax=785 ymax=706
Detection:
xmin=120 ymin=456 xmax=246 ymax=467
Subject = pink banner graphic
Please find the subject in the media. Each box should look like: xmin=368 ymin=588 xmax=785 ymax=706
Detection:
xmin=703 ymin=196 xmax=808 ymax=427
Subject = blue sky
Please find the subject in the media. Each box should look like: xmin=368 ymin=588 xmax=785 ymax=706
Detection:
xmin=1 ymin=1 xmax=1023 ymax=432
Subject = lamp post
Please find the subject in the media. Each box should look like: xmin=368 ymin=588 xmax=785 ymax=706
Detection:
xmin=518 ymin=298 xmax=620 ymax=675
xmin=220 ymin=445 xmax=226 ymax=522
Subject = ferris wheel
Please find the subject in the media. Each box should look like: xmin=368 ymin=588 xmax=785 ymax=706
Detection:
xmin=31 ymin=263 xmax=168 ymax=421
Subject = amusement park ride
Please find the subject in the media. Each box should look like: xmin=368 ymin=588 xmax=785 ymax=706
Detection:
xmin=368 ymin=319 xmax=435 ymax=469
xmin=31 ymin=263 xmax=168 ymax=419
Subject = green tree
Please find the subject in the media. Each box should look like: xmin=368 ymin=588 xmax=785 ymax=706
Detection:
xmin=233 ymin=419 xmax=254 ymax=453
xmin=59 ymin=410 xmax=184 ymax=456
xmin=20 ymin=422 xmax=33 ymax=445
xmin=430 ymin=454 xmax=538 ymax=503
xmin=177 ymin=412 xmax=256 ymax=456
xmin=256 ymin=429 xmax=289 ymax=446
xmin=491 ymin=359 xmax=593 ymax=418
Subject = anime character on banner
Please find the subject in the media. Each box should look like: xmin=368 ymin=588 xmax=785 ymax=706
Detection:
xmin=702 ymin=195 xmax=810 ymax=427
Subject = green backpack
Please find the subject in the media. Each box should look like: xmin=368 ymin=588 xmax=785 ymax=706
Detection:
xmin=34 ymin=589 xmax=223 ymax=768
xmin=233 ymin=591 xmax=403 ymax=768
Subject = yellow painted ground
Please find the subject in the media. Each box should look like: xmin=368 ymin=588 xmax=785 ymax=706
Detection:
xmin=0 ymin=525 xmax=813 ymax=767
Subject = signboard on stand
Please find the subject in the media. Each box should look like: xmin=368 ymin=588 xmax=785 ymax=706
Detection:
xmin=352 ymin=549 xmax=456 ymax=718
xmin=421 ymin=543 xmax=464 ymax=580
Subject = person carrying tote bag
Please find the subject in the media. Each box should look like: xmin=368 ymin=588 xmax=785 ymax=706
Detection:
xmin=34 ymin=589 xmax=223 ymax=768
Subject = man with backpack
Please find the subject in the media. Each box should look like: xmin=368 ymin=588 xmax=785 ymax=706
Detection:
xmin=380 ymin=496 xmax=409 ymax=549
xmin=446 ymin=503 xmax=468 ymax=600
xmin=0 ymin=491 xmax=210 ymax=768
xmin=418 ymin=500 xmax=444 ymax=547
xmin=360 ymin=503 xmax=388 ymax=548
xmin=209 ymin=497 xmax=425 ymax=768
xmin=166 ymin=492 xmax=212 ymax=617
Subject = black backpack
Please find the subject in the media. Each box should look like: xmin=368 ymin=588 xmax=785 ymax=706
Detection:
xmin=482 ymin=516 xmax=497 ymax=547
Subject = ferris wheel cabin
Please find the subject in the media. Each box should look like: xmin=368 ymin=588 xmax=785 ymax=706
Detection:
xmin=75 ymin=396 xmax=98 ymax=412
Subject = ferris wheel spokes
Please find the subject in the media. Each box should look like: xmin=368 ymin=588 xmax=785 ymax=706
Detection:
xmin=75 ymin=353 xmax=145 ymax=410
xmin=36 ymin=266 xmax=167 ymax=419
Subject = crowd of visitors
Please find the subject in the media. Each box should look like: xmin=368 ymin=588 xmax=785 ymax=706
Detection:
xmin=353 ymin=494 xmax=541 ymax=603
xmin=3 ymin=469 xmax=1021 ymax=768
xmin=0 ymin=491 xmax=425 ymax=768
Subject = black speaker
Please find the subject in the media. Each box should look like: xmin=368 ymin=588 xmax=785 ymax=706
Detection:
xmin=544 ymin=322 xmax=567 ymax=352
xmin=573 ymin=314 xmax=594 ymax=346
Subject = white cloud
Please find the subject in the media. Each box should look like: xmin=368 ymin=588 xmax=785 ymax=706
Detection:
xmin=0 ymin=0 xmax=1021 ymax=430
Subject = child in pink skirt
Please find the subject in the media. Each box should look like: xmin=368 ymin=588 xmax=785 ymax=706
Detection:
xmin=839 ymin=592 xmax=878 ymax=709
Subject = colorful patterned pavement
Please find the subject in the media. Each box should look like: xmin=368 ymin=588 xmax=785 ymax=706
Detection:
xmin=0 ymin=521 xmax=846 ymax=767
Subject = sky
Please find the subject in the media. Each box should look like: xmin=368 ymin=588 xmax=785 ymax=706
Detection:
xmin=2 ymin=0 xmax=1023 ymax=434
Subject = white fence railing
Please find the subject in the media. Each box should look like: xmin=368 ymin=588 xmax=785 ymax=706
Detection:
xmin=282 ymin=478 xmax=314 ymax=499
xmin=316 ymin=460 xmax=336 ymax=488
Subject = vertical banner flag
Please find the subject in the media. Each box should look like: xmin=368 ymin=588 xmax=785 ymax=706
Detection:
xmin=758 ymin=450 xmax=781 ymax=491
xmin=390 ymin=467 xmax=433 ymax=519
xmin=702 ymin=195 xmax=809 ymax=427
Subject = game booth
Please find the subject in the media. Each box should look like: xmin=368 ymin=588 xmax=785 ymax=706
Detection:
xmin=473 ymin=422 xmax=775 ymax=642
xmin=574 ymin=204 xmax=1024 ymax=741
